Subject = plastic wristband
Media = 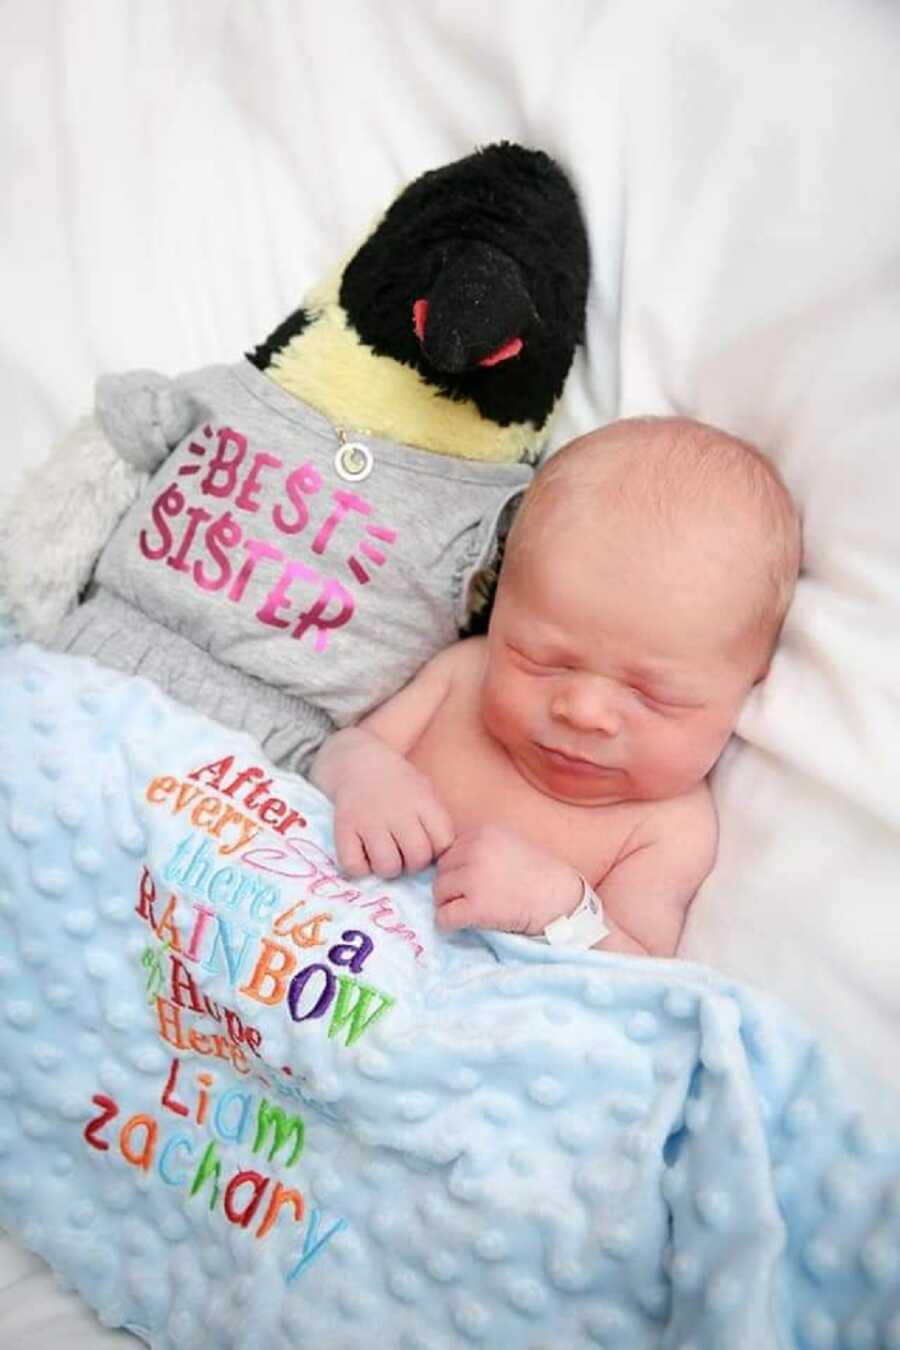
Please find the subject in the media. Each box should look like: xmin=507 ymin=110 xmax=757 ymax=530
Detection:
xmin=543 ymin=875 xmax=610 ymax=949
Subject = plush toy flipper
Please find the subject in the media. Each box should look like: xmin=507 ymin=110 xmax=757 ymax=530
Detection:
xmin=0 ymin=416 xmax=149 ymax=642
xmin=95 ymin=370 xmax=206 ymax=472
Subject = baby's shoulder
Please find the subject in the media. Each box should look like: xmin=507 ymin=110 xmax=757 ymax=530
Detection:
xmin=409 ymin=635 xmax=484 ymax=692
xmin=637 ymin=782 xmax=718 ymax=859
xmin=438 ymin=636 xmax=488 ymax=686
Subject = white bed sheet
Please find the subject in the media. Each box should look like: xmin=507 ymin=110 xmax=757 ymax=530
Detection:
xmin=0 ymin=1231 xmax=135 ymax=1348
xmin=2 ymin=0 xmax=899 ymax=1343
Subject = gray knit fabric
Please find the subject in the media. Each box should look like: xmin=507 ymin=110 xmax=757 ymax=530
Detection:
xmin=53 ymin=361 xmax=532 ymax=768
xmin=56 ymin=593 xmax=334 ymax=773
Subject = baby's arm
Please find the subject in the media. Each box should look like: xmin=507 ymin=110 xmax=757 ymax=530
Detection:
xmin=434 ymin=789 xmax=717 ymax=959
xmin=309 ymin=645 xmax=460 ymax=878
xmin=592 ymin=790 xmax=718 ymax=957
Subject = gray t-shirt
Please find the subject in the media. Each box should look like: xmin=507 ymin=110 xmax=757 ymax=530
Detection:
xmin=83 ymin=361 xmax=532 ymax=729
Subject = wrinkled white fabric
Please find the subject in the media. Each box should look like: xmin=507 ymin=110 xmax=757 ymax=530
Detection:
xmin=1 ymin=2 xmax=899 ymax=1340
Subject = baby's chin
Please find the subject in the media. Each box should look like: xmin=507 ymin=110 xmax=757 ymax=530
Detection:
xmin=512 ymin=744 xmax=637 ymax=806
xmin=511 ymin=744 xmax=699 ymax=806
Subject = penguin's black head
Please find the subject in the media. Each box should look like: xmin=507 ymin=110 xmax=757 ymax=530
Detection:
xmin=338 ymin=143 xmax=589 ymax=430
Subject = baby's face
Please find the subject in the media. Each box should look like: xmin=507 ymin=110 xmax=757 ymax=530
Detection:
xmin=480 ymin=514 xmax=761 ymax=806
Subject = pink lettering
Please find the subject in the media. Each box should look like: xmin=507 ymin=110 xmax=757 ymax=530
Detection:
xmin=292 ymin=577 xmax=354 ymax=652
xmin=365 ymin=523 xmax=398 ymax=543
xmin=194 ymin=512 xmax=243 ymax=592
xmin=167 ymin=505 xmax=212 ymax=574
xmin=228 ymin=538 xmax=284 ymax=603
xmin=359 ymin=898 xmax=395 ymax=925
xmin=312 ymin=490 xmax=371 ymax=556
xmin=308 ymin=875 xmax=363 ymax=903
xmin=201 ymin=427 xmax=248 ymax=499
xmin=256 ymin=560 xmax=317 ymax=629
xmin=235 ymin=452 xmax=283 ymax=513
xmin=241 ymin=838 xmax=322 ymax=881
xmin=185 ymin=903 xmax=216 ymax=961
xmin=272 ymin=462 xmax=323 ymax=536
xmin=241 ymin=841 xmax=426 ymax=964
xmin=178 ymin=427 xmax=214 ymax=477
xmin=347 ymin=520 xmax=398 ymax=584
xmin=360 ymin=540 xmax=386 ymax=566
xmin=139 ymin=484 xmax=184 ymax=561
xmin=358 ymin=897 xmax=424 ymax=958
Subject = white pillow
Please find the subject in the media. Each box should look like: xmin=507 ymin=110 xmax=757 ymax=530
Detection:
xmin=607 ymin=1 xmax=900 ymax=1084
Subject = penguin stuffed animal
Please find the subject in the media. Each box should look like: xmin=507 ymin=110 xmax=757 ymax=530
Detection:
xmin=0 ymin=143 xmax=589 ymax=772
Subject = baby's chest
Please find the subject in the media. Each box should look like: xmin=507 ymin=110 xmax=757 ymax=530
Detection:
xmin=411 ymin=708 xmax=637 ymax=883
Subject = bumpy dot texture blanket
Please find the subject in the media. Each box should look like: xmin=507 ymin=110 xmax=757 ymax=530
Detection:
xmin=0 ymin=639 xmax=898 ymax=1349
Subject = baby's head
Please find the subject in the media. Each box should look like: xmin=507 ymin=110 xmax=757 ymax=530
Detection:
xmin=481 ymin=416 xmax=802 ymax=804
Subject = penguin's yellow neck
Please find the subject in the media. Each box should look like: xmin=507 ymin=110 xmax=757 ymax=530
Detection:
xmin=265 ymin=275 xmax=546 ymax=464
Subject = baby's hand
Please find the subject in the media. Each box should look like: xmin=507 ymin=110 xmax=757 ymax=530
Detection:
xmin=328 ymin=733 xmax=454 ymax=880
xmin=433 ymin=825 xmax=582 ymax=936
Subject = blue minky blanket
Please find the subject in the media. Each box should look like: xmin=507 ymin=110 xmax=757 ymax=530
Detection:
xmin=0 ymin=638 xmax=898 ymax=1350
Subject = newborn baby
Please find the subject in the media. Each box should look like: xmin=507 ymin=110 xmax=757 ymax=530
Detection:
xmin=312 ymin=417 xmax=801 ymax=956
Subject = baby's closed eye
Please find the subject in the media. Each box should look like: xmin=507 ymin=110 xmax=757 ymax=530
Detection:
xmin=629 ymin=686 xmax=706 ymax=714
xmin=506 ymin=642 xmax=573 ymax=675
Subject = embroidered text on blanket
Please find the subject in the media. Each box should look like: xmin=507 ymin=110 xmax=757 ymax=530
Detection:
xmin=166 ymin=754 xmax=429 ymax=962
xmin=142 ymin=753 xmax=428 ymax=962
xmin=135 ymin=867 xmax=397 ymax=1053
xmin=83 ymin=1070 xmax=348 ymax=1283
xmin=146 ymin=755 xmax=309 ymax=859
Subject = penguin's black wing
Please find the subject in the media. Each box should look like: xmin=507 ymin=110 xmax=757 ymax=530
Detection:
xmin=246 ymin=306 xmax=311 ymax=371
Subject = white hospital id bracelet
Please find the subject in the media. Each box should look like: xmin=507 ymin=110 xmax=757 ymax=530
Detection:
xmin=543 ymin=876 xmax=611 ymax=948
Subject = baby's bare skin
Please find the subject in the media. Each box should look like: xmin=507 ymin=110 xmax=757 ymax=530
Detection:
xmin=409 ymin=637 xmax=702 ymax=893
xmin=312 ymin=418 xmax=800 ymax=958
xmin=407 ymin=638 xmax=716 ymax=954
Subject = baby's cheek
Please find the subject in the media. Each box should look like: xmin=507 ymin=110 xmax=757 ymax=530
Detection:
xmin=681 ymin=722 xmax=732 ymax=783
xmin=642 ymin=723 xmax=711 ymax=793
xmin=481 ymin=669 xmax=524 ymax=741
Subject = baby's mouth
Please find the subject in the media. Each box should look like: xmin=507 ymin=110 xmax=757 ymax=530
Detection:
xmin=536 ymin=744 xmax=618 ymax=775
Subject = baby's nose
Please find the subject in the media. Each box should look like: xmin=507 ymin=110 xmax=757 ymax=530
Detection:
xmin=551 ymin=676 xmax=621 ymax=735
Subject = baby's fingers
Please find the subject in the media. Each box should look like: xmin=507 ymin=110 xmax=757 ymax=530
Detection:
xmin=334 ymin=818 xmax=370 ymax=878
xmin=433 ymin=864 xmax=468 ymax=908
xmin=363 ymin=829 xmax=404 ymax=880
xmin=421 ymin=800 xmax=455 ymax=859
xmin=395 ymin=818 xmax=434 ymax=874
xmin=434 ymin=895 xmax=481 ymax=932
